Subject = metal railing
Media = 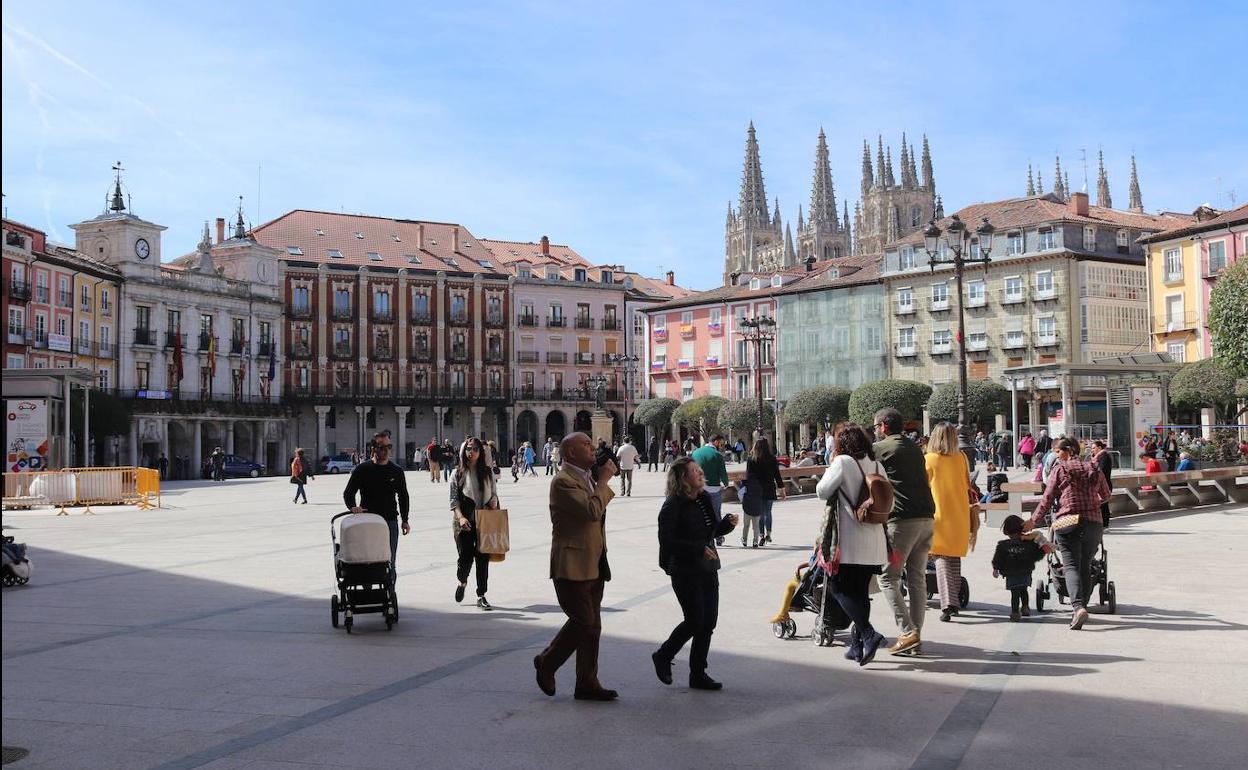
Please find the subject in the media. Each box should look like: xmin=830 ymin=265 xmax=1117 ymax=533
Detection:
xmin=57 ymin=290 xmax=72 ymax=307
xmin=331 ymin=343 xmax=354 ymax=359
xmin=602 ymin=318 xmax=620 ymax=331
xmin=894 ymin=343 xmax=917 ymax=357
xmin=575 ymin=317 xmax=595 ymax=329
xmin=370 ymin=308 xmax=395 ymax=323
xmin=517 ymin=351 xmax=539 ymax=363
xmin=373 ymin=347 xmax=395 ymax=361
xmin=229 ymin=338 xmax=248 ymax=355
xmin=486 ymin=314 xmax=505 ymax=328
xmin=290 ymin=304 xmax=313 ymax=319
xmin=449 ymin=314 xmax=470 ymax=327
xmin=332 ymin=306 xmax=353 ymax=321
xmin=9 ymin=281 xmax=31 ymax=301
xmin=575 ymin=352 xmax=595 ymax=365
xmin=449 ymin=348 xmax=469 ymax=363
xmin=547 ymin=317 xmax=566 ymax=328
xmin=410 ymin=311 xmax=432 ymax=325
xmin=927 ymin=297 xmax=950 ymax=312
xmin=999 ymin=289 xmax=1026 ymax=305
xmin=517 ymin=314 xmax=538 ymax=327
xmin=408 ymin=348 xmax=432 ymax=362
xmin=1152 ymin=312 xmax=1200 ymax=335
xmin=1001 ymin=332 xmax=1028 ymax=350
xmin=547 ymin=351 xmax=568 ymax=364
xmin=290 ymin=344 xmax=313 ymax=359
xmin=198 ymin=333 xmax=216 ymax=351
xmin=134 ymin=328 xmax=156 ymax=346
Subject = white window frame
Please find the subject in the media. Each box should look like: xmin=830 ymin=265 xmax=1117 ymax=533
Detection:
xmin=1003 ymin=276 xmax=1024 ymax=303
xmin=895 ymin=287 xmax=914 ymax=314
xmin=1004 ymin=329 xmax=1026 ymax=349
xmin=930 ymin=282 xmax=949 ymax=310
xmin=1083 ymin=226 xmax=1096 ymax=251
xmin=1166 ymin=342 xmax=1186 ymax=363
xmin=1038 ymin=228 xmax=1055 ymax=250
xmin=1206 ymin=239 xmax=1227 ymax=275
xmin=1034 ymin=270 xmax=1055 ymax=299
xmin=1036 ymin=315 xmax=1057 ymax=344
xmin=1163 ymin=248 xmax=1183 ymax=281
xmin=966 ymin=279 xmax=986 ymax=307
xmin=899 ymin=246 xmax=916 ymax=270
xmin=1007 ymin=232 xmax=1023 ymax=255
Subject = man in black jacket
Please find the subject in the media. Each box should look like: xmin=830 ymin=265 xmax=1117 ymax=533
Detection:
xmin=344 ymin=431 xmax=411 ymax=567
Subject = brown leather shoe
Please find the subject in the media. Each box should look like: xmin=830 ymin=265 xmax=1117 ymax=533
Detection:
xmin=573 ymin=687 xmax=619 ymax=701
xmin=533 ymin=655 xmax=555 ymax=697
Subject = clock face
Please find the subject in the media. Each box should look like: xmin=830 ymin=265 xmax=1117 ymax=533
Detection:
xmin=135 ymin=238 xmax=151 ymax=260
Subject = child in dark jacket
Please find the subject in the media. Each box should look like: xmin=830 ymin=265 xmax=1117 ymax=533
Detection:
xmin=992 ymin=515 xmax=1047 ymax=621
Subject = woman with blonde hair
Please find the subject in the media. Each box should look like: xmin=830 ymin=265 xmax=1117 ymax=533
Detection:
xmin=925 ymin=422 xmax=976 ymax=622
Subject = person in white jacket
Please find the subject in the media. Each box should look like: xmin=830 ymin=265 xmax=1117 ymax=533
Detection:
xmin=814 ymin=423 xmax=891 ymax=665
xmin=615 ymin=438 xmax=639 ymax=496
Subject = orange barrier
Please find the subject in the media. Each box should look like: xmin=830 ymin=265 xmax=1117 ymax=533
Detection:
xmin=3 ymin=467 xmax=162 ymax=514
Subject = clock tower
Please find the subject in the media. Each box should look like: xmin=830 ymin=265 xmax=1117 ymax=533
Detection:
xmin=68 ymin=163 xmax=167 ymax=275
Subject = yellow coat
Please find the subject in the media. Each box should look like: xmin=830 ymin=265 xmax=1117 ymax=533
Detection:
xmin=926 ymin=451 xmax=973 ymax=558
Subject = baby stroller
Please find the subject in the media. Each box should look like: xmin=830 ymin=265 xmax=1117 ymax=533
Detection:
xmin=924 ymin=559 xmax=970 ymax=609
xmin=1035 ymin=537 xmax=1116 ymax=614
xmin=770 ymin=554 xmax=851 ymax=646
xmin=2 ymin=535 xmax=32 ymax=586
xmin=330 ymin=512 xmax=398 ymax=632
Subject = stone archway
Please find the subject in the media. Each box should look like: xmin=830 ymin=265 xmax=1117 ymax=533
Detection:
xmin=517 ymin=410 xmax=539 ymax=449
xmin=167 ymin=421 xmax=191 ymax=480
xmin=545 ymin=410 xmax=567 ymax=440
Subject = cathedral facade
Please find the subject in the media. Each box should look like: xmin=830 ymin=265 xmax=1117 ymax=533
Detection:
xmin=724 ymin=125 xmax=938 ymax=283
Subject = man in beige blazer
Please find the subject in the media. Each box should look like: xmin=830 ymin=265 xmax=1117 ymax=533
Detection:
xmin=534 ymin=432 xmax=619 ymax=701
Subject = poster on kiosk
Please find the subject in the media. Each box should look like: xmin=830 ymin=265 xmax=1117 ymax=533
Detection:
xmin=6 ymin=398 xmax=49 ymax=472
xmin=1129 ymin=385 xmax=1164 ymax=470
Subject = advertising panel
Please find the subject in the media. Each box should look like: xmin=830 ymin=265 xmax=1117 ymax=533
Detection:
xmin=6 ymin=398 xmax=49 ymax=472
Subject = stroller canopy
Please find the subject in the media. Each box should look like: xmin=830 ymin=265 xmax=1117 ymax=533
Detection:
xmin=337 ymin=513 xmax=392 ymax=564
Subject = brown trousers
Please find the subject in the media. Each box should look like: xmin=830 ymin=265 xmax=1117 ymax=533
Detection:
xmin=538 ymin=578 xmax=605 ymax=690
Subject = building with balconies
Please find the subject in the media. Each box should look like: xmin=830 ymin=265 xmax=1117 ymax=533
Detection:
xmin=879 ymin=191 xmax=1191 ymax=435
xmin=1140 ymin=203 xmax=1247 ymax=363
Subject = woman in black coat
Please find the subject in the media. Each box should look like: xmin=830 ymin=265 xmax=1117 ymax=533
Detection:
xmin=744 ymin=438 xmax=786 ymax=545
xmin=652 ymin=457 xmax=738 ymax=691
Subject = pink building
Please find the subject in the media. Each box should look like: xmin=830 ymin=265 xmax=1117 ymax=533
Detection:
xmin=483 ymin=236 xmax=629 ymax=445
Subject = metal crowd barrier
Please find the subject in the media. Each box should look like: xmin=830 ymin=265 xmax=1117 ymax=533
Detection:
xmin=2 ymin=467 xmax=161 ymax=515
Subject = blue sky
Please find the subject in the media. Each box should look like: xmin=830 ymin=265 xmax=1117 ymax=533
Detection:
xmin=3 ymin=0 xmax=1245 ymax=290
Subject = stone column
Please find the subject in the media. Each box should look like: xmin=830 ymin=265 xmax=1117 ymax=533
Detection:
xmin=798 ymin=422 xmax=810 ymax=454
xmin=355 ymin=405 xmax=366 ymax=455
xmin=192 ymin=421 xmax=202 ymax=477
xmin=225 ymin=421 xmax=235 ymax=455
xmin=159 ymin=419 xmax=170 ymax=474
xmin=1060 ymin=376 xmax=1076 ymax=439
xmin=471 ymin=406 xmax=484 ymax=438
xmin=395 ymin=406 xmax=410 ymax=468
xmin=129 ymin=418 xmax=139 ymax=467
xmin=252 ymin=423 xmax=262 ymax=467
xmin=434 ymin=406 xmax=446 ymax=443
xmin=314 ymin=405 xmax=330 ymax=462
xmin=1027 ymin=394 xmax=1041 ymax=435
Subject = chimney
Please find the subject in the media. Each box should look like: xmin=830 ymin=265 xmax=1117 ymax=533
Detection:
xmin=540 ymin=235 xmax=550 ymax=256
xmin=215 ymin=217 xmax=226 ymax=244
xmin=1069 ymin=191 xmax=1089 ymax=217
xmin=729 ymin=271 xmax=740 ymax=286
xmin=417 ymin=223 xmax=425 ymax=250
xmin=665 ymin=270 xmax=675 ymax=286
xmin=452 ymin=226 xmax=460 ymax=253
xmin=805 ymin=256 xmax=816 ymax=272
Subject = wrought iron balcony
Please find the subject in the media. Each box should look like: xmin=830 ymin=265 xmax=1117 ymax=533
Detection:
xmin=547 ymin=351 xmax=568 ymax=364
xmin=229 ymin=338 xmax=248 ymax=355
xmin=8 ymin=281 xmax=31 ymax=302
xmin=1153 ymin=312 xmax=1200 ymax=335
xmin=575 ymin=352 xmax=595 ymax=365
xmin=57 ymin=290 xmax=72 ymax=307
xmin=893 ymin=343 xmax=917 ymax=357
xmin=928 ymin=297 xmax=950 ymax=312
xmin=198 ymin=333 xmax=216 ymax=351
xmin=290 ymin=304 xmax=313 ymax=319
xmin=373 ymin=346 xmax=395 ymax=361
xmin=332 ymin=306 xmax=353 ymax=321
xmin=134 ymin=328 xmax=156 ymax=346
xmin=164 ymin=331 xmax=186 ymax=349
xmin=517 ymin=314 xmax=538 ymax=327
xmin=999 ymin=290 xmax=1026 ymax=306
xmin=449 ymin=314 xmax=470 ymax=327
xmin=290 ymin=343 xmax=313 ymax=360
xmin=575 ymin=317 xmax=595 ymax=329
xmin=547 ymin=316 xmax=566 ymax=328
xmin=517 ymin=351 xmax=539 ymax=364
xmin=331 ymin=343 xmax=354 ymax=360
xmin=408 ymin=348 xmax=432 ymax=363
xmin=410 ymin=311 xmax=432 ymax=325
xmin=449 ymin=348 xmax=469 ymax=363
xmin=370 ymin=308 xmax=395 ymax=323
xmin=601 ymin=318 xmax=620 ymax=331
xmin=485 ymin=313 xmax=505 ymax=328
xmin=256 ymin=341 xmax=275 ymax=357
xmin=485 ymin=351 xmax=505 ymax=364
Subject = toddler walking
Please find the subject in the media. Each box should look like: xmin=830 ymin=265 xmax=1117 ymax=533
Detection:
xmin=991 ymin=515 xmax=1048 ymax=622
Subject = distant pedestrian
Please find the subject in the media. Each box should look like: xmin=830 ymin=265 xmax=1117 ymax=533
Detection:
xmin=426 ymin=439 xmax=441 ymax=483
xmin=743 ymin=438 xmax=785 ymax=545
xmin=1018 ymin=433 xmax=1036 ymax=471
xmin=291 ymin=448 xmax=310 ymax=504
xmin=158 ymin=453 xmax=168 ymax=480
xmin=442 ymin=441 xmax=455 ymax=481
xmin=211 ymin=447 xmax=226 ymax=482
xmin=523 ymin=442 xmax=537 ymax=476
xmin=733 ymin=439 xmax=745 ymax=464
xmin=647 ymin=436 xmax=660 ymax=472
xmin=616 ymin=437 xmax=639 ymax=496
xmin=412 ymin=446 xmax=425 ymax=472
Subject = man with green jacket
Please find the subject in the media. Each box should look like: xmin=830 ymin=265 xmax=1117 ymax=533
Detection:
xmin=691 ymin=435 xmax=731 ymax=546
xmin=872 ymin=408 xmax=935 ymax=656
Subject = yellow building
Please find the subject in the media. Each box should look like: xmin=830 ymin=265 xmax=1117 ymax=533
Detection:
xmin=55 ymin=243 xmax=124 ymax=391
xmin=1142 ymin=204 xmax=1248 ymax=362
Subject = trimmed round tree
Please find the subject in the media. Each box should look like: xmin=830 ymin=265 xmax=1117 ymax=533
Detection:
xmin=1169 ymin=358 xmax=1239 ymax=422
xmin=848 ymin=379 xmax=933 ymax=427
xmin=717 ymin=398 xmax=774 ymax=438
xmin=1208 ymin=259 xmax=1248 ymax=379
xmin=925 ymin=379 xmax=1010 ymax=430
xmin=784 ymin=386 xmax=851 ymax=428
xmin=632 ymin=398 xmax=680 ymax=432
xmin=672 ymin=395 xmax=727 ymax=436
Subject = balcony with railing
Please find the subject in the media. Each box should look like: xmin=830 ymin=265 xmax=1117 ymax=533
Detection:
xmin=198 ymin=333 xmax=216 ymax=351
xmin=134 ymin=327 xmax=156 ymax=346
xmin=1203 ymin=256 xmax=1229 ymax=280
xmin=679 ymin=323 xmax=695 ymax=338
xmin=5 ymin=230 xmax=28 ymax=249
xmin=164 ymin=331 xmax=186 ymax=349
xmin=894 ymin=343 xmax=917 ymax=357
xmin=100 ymin=303 xmax=112 ymax=317
xmin=57 ymin=290 xmax=72 ymax=307
xmin=331 ymin=305 xmax=353 ymax=321
xmin=229 ymin=338 xmax=248 ymax=355
xmin=1001 ymin=332 xmax=1028 ymax=350
xmin=928 ymin=297 xmax=950 ymax=312
xmin=1033 ymin=331 xmax=1060 ymax=348
xmin=966 ymin=335 xmax=990 ymax=352
xmin=547 ymin=316 xmax=566 ymax=328
xmin=1000 ymin=289 xmax=1026 ymax=306
xmin=652 ymin=326 xmax=668 ymax=340
xmin=30 ymin=330 xmax=48 ymax=349
xmin=1153 ymin=311 xmax=1200 ymax=335
xmin=517 ymin=314 xmax=538 ymax=327
xmin=517 ymin=350 xmax=539 ymax=364
xmin=256 ymin=341 xmax=275 ymax=358
xmin=74 ymin=337 xmax=92 ymax=355
xmin=408 ymin=347 xmax=432 ymax=362
xmin=34 ymin=286 xmax=50 ymax=303
xmin=449 ymin=347 xmax=469 ymax=363
xmin=331 ymin=342 xmax=354 ymax=360
xmin=373 ymin=345 xmax=395 ymax=362
xmin=485 ymin=350 xmax=505 ymax=364
xmin=485 ymin=313 xmax=505 ymax=328
xmin=370 ymin=307 xmax=395 ymax=324
xmin=575 ymin=317 xmax=595 ymax=329
xmin=410 ymin=310 xmax=432 ymax=325
xmin=964 ymin=292 xmax=988 ymax=309
xmin=894 ymin=300 xmax=915 ymax=315
xmin=575 ymin=352 xmax=595 ymax=365
xmin=80 ymin=298 xmax=93 ymax=313
xmin=290 ymin=343 xmax=313 ymax=359
xmin=1031 ymin=284 xmax=1061 ymax=302
xmin=449 ymin=313 xmax=470 ymax=327
xmin=602 ymin=318 xmax=620 ymax=331
xmin=290 ymin=303 xmax=313 ymax=319
xmin=930 ymin=339 xmax=954 ymax=355
xmin=547 ymin=351 xmax=568 ymax=364
xmin=98 ymin=342 xmax=114 ymax=358
xmin=8 ymin=281 xmax=31 ymax=302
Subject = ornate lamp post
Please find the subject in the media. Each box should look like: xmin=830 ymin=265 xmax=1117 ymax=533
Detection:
xmin=923 ymin=214 xmax=995 ymax=465
xmin=605 ymin=353 xmax=640 ymax=441
xmin=738 ymin=316 xmax=777 ymax=439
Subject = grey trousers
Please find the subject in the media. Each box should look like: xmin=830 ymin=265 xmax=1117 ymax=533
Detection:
xmin=878 ymin=517 xmax=933 ymax=636
xmin=740 ymin=514 xmax=761 ymax=544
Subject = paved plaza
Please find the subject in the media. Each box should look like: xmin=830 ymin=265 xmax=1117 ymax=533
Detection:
xmin=2 ymin=466 xmax=1246 ymax=770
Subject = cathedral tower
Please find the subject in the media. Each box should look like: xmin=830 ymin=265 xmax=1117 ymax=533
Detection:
xmin=724 ymin=123 xmax=790 ymax=282
xmin=853 ymin=133 xmax=937 ymax=256
xmin=797 ymin=129 xmax=851 ymax=263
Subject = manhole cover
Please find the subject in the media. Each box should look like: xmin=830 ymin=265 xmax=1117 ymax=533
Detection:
xmin=1 ymin=747 xmax=29 ymax=765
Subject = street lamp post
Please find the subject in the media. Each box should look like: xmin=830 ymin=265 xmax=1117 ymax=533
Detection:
xmin=738 ymin=316 xmax=777 ymax=439
xmin=605 ymin=353 xmax=640 ymax=442
xmin=923 ymin=214 xmax=995 ymax=467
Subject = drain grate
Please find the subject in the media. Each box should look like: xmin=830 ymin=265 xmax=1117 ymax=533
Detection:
xmin=1 ymin=747 xmax=29 ymax=765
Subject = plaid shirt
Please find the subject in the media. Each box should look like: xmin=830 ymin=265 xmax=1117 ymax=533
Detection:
xmin=1030 ymin=460 xmax=1111 ymax=527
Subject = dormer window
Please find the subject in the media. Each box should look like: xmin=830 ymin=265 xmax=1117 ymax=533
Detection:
xmin=601 ymin=270 xmax=613 ymax=284
xmin=367 ymin=252 xmax=382 ymax=262
xmin=574 ymin=268 xmax=587 ymax=282
xmin=327 ymin=249 xmax=343 ymax=259
xmin=406 ymin=254 xmax=422 ymax=264
xmin=899 ymin=246 xmax=916 ymax=270
xmin=391 ymin=234 xmax=402 ymax=242
xmin=517 ymin=264 xmax=532 ymax=279
xmin=546 ymin=267 xmax=559 ymax=280
xmin=623 ymin=277 xmax=634 ymax=290
xmin=771 ymin=274 xmax=782 ymax=288
xmin=827 ymin=269 xmax=839 ymax=280
xmin=443 ymin=257 xmax=458 ymax=267
xmin=286 ymin=246 xmax=303 ymax=256
xmin=314 ymin=229 xmax=325 ymax=236
xmin=749 ymin=277 xmax=762 ymax=290
xmin=478 ymin=259 xmax=493 ymax=269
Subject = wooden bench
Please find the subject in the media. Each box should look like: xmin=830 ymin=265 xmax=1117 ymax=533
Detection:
xmin=722 ymin=465 xmax=827 ymax=503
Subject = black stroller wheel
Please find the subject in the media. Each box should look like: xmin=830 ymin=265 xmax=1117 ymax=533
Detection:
xmin=1034 ymin=578 xmax=1046 ymax=613
xmin=330 ymin=595 xmax=340 ymax=628
xmin=958 ymin=577 xmax=970 ymax=609
xmin=785 ymin=619 xmax=797 ymax=638
xmin=772 ymin=621 xmax=788 ymax=639
xmin=1106 ymin=582 xmax=1117 ymax=614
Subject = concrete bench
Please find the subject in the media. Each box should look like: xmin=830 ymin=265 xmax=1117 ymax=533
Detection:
xmin=723 ymin=465 xmax=827 ymax=503
xmin=1001 ymin=466 xmax=1248 ymax=517
xmin=2 ymin=495 xmax=46 ymax=510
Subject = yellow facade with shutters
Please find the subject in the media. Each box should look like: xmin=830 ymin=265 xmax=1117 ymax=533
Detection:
xmin=1146 ymin=238 xmax=1205 ymax=363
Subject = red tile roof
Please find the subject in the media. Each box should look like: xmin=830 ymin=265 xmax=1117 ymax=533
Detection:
xmin=1138 ymin=203 xmax=1248 ymax=244
xmin=646 ymin=255 xmax=879 ymax=310
xmin=478 ymin=238 xmax=588 ymax=267
xmin=250 ymin=210 xmax=503 ymax=275
xmin=890 ymin=194 xmax=1195 ymax=249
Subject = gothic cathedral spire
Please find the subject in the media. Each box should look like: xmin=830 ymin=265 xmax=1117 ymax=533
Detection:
xmin=1027 ymin=163 xmax=1035 ymax=196
xmin=1096 ymin=149 xmax=1112 ymax=208
xmin=861 ymin=139 xmax=874 ymax=198
xmin=739 ymin=122 xmax=769 ymax=225
xmin=810 ymin=129 xmax=837 ymax=227
xmin=1053 ymin=155 xmax=1067 ymax=201
xmin=1128 ymin=154 xmax=1143 ymax=213
xmin=920 ymin=135 xmax=934 ymax=191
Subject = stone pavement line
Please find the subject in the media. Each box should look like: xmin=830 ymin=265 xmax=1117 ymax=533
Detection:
xmin=145 ymin=548 xmax=793 ymax=770
xmin=908 ymin=620 xmax=1038 ymax=770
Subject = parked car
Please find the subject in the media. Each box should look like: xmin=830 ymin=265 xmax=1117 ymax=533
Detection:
xmin=320 ymin=454 xmax=356 ymax=474
xmin=222 ymin=454 xmax=265 ymax=478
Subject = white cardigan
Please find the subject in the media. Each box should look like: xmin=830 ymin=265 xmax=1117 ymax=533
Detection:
xmin=815 ymin=455 xmax=888 ymax=567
